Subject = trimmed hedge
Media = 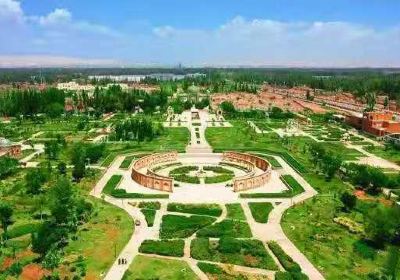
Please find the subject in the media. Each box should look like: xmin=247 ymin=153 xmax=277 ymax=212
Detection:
xmin=160 ymin=214 xmax=216 ymax=239
xmin=240 ymin=175 xmax=304 ymax=199
xmin=172 ymin=174 xmax=200 ymax=184
xmin=111 ymin=189 xmax=169 ymax=199
xmin=197 ymin=262 xmax=225 ymax=275
xmin=167 ymin=203 xmax=222 ymax=217
xmin=268 ymin=241 xmax=301 ymax=273
xmin=226 ymin=203 xmax=246 ymax=221
xmin=204 ymin=174 xmax=234 ymax=184
xmin=5 ymin=223 xmax=41 ymax=239
xmin=140 ymin=209 xmax=156 ymax=227
xmin=248 ymin=202 xmax=273 ymax=223
xmin=102 ymin=175 xmax=123 ymax=195
xmin=197 ymin=219 xmax=252 ymax=238
xmin=275 ymin=271 xmax=309 ymax=280
xmin=138 ymin=201 xmax=161 ymax=210
xmin=191 ymin=237 xmax=278 ymax=270
xmin=139 ymin=239 xmax=184 ymax=257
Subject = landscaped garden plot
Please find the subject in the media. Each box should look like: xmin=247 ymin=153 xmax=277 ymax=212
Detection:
xmin=140 ymin=209 xmax=157 ymax=227
xmin=281 ymin=175 xmax=394 ymax=279
xmin=366 ymin=145 xmax=400 ymax=165
xmin=160 ymin=214 xmax=216 ymax=239
xmin=167 ymin=203 xmax=222 ymax=216
xmin=253 ymin=121 xmax=273 ymax=131
xmin=191 ymin=238 xmax=278 ymax=270
xmin=102 ymin=175 xmax=169 ymax=199
xmin=139 ymin=239 xmax=185 ymax=257
xmin=197 ymin=219 xmax=252 ymax=238
xmin=268 ymin=241 xmax=302 ymax=274
xmin=169 ymin=165 xmax=200 ymax=184
xmin=248 ymin=202 xmax=273 ymax=223
xmin=240 ymin=175 xmax=304 ymax=199
xmin=197 ymin=262 xmax=269 ymax=280
xmin=226 ymin=203 xmax=246 ymax=221
xmin=119 ymin=155 xmax=137 ymax=169
xmin=123 ymin=255 xmax=198 ymax=280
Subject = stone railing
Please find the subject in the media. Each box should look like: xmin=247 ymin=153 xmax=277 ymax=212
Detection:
xmin=222 ymin=151 xmax=271 ymax=192
xmin=131 ymin=151 xmax=177 ymax=192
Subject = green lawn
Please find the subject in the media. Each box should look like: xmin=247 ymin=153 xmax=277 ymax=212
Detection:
xmin=226 ymin=203 xmax=246 ymax=221
xmin=123 ymin=255 xmax=198 ymax=280
xmin=160 ymin=214 xmax=216 ymax=239
xmin=139 ymin=239 xmax=185 ymax=257
xmin=167 ymin=203 xmax=222 ymax=217
xmin=366 ymin=145 xmax=400 ymax=165
xmin=191 ymin=238 xmax=278 ymax=270
xmin=59 ymin=199 xmax=134 ymax=280
xmin=248 ymin=202 xmax=273 ymax=223
xmin=197 ymin=219 xmax=252 ymax=238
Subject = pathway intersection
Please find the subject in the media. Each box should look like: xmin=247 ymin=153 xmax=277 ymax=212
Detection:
xmin=90 ymin=109 xmax=325 ymax=280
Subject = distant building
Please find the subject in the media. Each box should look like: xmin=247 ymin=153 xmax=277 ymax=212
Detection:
xmin=346 ymin=111 xmax=400 ymax=137
xmin=0 ymin=138 xmax=21 ymax=158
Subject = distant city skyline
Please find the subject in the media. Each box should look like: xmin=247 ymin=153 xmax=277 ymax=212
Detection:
xmin=1 ymin=0 xmax=400 ymax=67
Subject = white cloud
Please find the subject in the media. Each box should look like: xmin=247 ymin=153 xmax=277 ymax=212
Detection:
xmin=0 ymin=1 xmax=399 ymax=67
xmin=0 ymin=0 xmax=24 ymax=23
xmin=0 ymin=55 xmax=120 ymax=67
xmin=39 ymin=8 xmax=71 ymax=26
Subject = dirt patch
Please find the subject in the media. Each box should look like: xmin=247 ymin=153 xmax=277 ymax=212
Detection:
xmin=20 ymin=264 xmax=49 ymax=280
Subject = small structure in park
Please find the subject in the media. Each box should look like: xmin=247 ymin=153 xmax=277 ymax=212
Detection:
xmin=0 ymin=138 xmax=21 ymax=158
xmin=166 ymin=106 xmax=174 ymax=121
xmin=285 ymin=119 xmax=300 ymax=133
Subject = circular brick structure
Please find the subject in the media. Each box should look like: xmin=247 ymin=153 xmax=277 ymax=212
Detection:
xmin=131 ymin=151 xmax=271 ymax=193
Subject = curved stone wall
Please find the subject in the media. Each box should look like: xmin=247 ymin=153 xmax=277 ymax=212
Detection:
xmin=222 ymin=152 xmax=271 ymax=192
xmin=131 ymin=151 xmax=177 ymax=192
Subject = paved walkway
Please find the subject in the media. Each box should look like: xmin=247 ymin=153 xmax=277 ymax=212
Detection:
xmin=240 ymin=154 xmax=325 ymax=280
xmin=346 ymin=143 xmax=400 ymax=171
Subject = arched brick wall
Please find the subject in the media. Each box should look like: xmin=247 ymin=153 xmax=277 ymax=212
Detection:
xmin=131 ymin=152 xmax=177 ymax=192
xmin=222 ymin=151 xmax=271 ymax=192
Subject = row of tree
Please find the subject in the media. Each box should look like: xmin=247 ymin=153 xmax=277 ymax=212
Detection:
xmin=111 ymin=118 xmax=162 ymax=142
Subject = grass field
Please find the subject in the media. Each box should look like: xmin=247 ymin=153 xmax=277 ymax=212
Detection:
xmin=58 ymin=199 xmax=134 ymax=280
xmin=248 ymin=202 xmax=273 ymax=223
xmin=226 ymin=203 xmax=246 ymax=221
xmin=123 ymin=255 xmax=198 ymax=280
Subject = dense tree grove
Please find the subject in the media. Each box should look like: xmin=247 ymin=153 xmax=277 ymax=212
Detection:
xmin=112 ymin=118 xmax=162 ymax=142
xmin=0 ymin=88 xmax=66 ymax=117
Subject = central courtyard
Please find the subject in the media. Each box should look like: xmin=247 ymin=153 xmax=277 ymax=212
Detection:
xmin=91 ymin=109 xmax=323 ymax=280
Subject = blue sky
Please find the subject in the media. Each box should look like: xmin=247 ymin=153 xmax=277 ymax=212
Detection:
xmin=1 ymin=0 xmax=400 ymax=67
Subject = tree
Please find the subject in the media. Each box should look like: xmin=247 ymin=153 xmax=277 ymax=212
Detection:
xmin=365 ymin=205 xmax=400 ymax=247
xmin=340 ymin=192 xmax=357 ymax=211
xmin=25 ymin=168 xmax=48 ymax=194
xmin=0 ymin=156 xmax=19 ymax=179
xmin=45 ymin=140 xmax=60 ymax=160
xmin=57 ymin=162 xmax=67 ymax=175
xmin=384 ymin=96 xmax=389 ymax=108
xmin=321 ymin=152 xmax=343 ymax=181
xmin=49 ymin=177 xmax=77 ymax=227
xmin=365 ymin=92 xmax=376 ymax=112
xmin=0 ymin=203 xmax=13 ymax=241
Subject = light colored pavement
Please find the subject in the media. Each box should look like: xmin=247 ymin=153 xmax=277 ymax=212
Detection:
xmin=89 ymin=110 xmax=325 ymax=280
xmin=346 ymin=143 xmax=400 ymax=171
xmin=240 ymin=154 xmax=325 ymax=280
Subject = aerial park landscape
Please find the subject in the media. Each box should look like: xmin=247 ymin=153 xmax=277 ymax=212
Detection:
xmin=1 ymin=1 xmax=400 ymax=280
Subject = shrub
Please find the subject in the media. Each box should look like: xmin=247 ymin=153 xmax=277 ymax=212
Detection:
xmin=353 ymin=240 xmax=377 ymax=260
xmin=197 ymin=219 xmax=252 ymax=238
xmin=172 ymin=174 xmax=200 ymax=184
xmin=191 ymin=238 xmax=278 ymax=270
xmin=167 ymin=203 xmax=222 ymax=217
xmin=139 ymin=239 xmax=184 ymax=257
xmin=169 ymin=165 xmax=199 ymax=175
xmin=140 ymin=209 xmax=156 ymax=227
xmin=204 ymin=174 xmax=234 ymax=184
xmin=268 ymin=241 xmax=301 ymax=273
xmin=5 ymin=223 xmax=41 ymax=239
xmin=138 ymin=201 xmax=161 ymax=210
xmin=281 ymin=175 xmax=305 ymax=196
xmin=248 ymin=202 xmax=273 ymax=223
xmin=160 ymin=215 xmax=216 ymax=239
xmin=197 ymin=262 xmax=224 ymax=275
xmin=110 ymin=189 xmax=169 ymax=199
